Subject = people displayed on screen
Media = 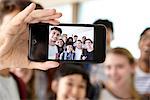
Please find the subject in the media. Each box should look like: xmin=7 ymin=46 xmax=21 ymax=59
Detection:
xmin=60 ymin=43 xmax=75 ymax=60
xmin=81 ymin=39 xmax=94 ymax=60
xmin=48 ymin=28 xmax=93 ymax=61
xmin=61 ymin=34 xmax=67 ymax=50
xmin=55 ymin=39 xmax=64 ymax=59
xmin=74 ymin=40 xmax=83 ymax=60
xmin=66 ymin=37 xmax=74 ymax=46
xmin=82 ymin=36 xmax=87 ymax=49
xmin=48 ymin=27 xmax=62 ymax=59
xmin=73 ymin=35 xmax=78 ymax=47
xmin=62 ymin=34 xmax=67 ymax=44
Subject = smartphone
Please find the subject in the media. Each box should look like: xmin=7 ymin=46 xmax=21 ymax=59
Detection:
xmin=28 ymin=23 xmax=106 ymax=63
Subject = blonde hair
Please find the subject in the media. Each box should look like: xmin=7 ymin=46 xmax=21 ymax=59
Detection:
xmin=107 ymin=47 xmax=141 ymax=100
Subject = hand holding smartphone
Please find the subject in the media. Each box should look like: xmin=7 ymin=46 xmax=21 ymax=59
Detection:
xmin=28 ymin=23 xmax=106 ymax=63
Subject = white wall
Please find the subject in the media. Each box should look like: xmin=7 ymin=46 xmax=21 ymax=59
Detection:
xmin=45 ymin=4 xmax=73 ymax=23
xmin=50 ymin=26 xmax=94 ymax=41
xmin=78 ymin=0 xmax=150 ymax=59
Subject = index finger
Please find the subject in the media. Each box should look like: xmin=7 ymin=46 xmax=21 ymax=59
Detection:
xmin=12 ymin=3 xmax=36 ymax=23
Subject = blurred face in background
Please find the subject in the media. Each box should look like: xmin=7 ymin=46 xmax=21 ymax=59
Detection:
xmin=104 ymin=53 xmax=134 ymax=88
xmin=106 ymin=28 xmax=113 ymax=48
xmin=139 ymin=30 xmax=150 ymax=59
xmin=56 ymin=74 xmax=87 ymax=100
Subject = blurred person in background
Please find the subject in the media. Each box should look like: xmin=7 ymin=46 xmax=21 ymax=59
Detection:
xmin=134 ymin=27 xmax=150 ymax=99
xmin=10 ymin=68 xmax=36 ymax=99
xmin=49 ymin=63 xmax=91 ymax=100
xmin=94 ymin=19 xmax=114 ymax=49
xmin=90 ymin=19 xmax=114 ymax=84
xmin=0 ymin=0 xmax=34 ymax=99
xmin=0 ymin=69 xmax=26 ymax=100
xmin=83 ymin=19 xmax=114 ymax=99
xmin=99 ymin=47 xmax=140 ymax=100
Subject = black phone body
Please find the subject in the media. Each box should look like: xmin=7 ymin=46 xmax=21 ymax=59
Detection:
xmin=28 ymin=23 xmax=106 ymax=63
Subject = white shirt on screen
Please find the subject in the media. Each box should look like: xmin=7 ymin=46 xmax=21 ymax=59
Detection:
xmin=74 ymin=48 xmax=82 ymax=60
xmin=48 ymin=45 xmax=58 ymax=59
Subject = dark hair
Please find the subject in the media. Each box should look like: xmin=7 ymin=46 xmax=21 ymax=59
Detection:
xmin=74 ymin=35 xmax=78 ymax=37
xmin=59 ymin=39 xmax=64 ymax=44
xmin=0 ymin=0 xmax=43 ymax=23
xmin=66 ymin=37 xmax=73 ymax=45
xmin=57 ymin=39 xmax=65 ymax=48
xmin=85 ymin=38 xmax=93 ymax=44
xmin=0 ymin=0 xmax=29 ymax=22
xmin=77 ymin=40 xmax=82 ymax=43
xmin=51 ymin=27 xmax=62 ymax=34
xmin=93 ymin=19 xmax=114 ymax=33
xmin=53 ymin=63 xmax=90 ymax=97
xmin=107 ymin=47 xmax=135 ymax=65
xmin=140 ymin=27 xmax=150 ymax=40
xmin=82 ymin=36 xmax=86 ymax=44
xmin=82 ymin=36 xmax=86 ymax=39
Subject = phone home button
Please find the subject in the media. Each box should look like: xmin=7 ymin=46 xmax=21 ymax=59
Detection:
xmin=32 ymin=39 xmax=37 ymax=45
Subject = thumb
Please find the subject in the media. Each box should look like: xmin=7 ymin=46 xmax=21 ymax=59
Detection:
xmin=29 ymin=61 xmax=60 ymax=70
xmin=12 ymin=3 xmax=36 ymax=23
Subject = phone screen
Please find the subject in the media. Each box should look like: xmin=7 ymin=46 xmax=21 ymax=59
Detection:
xmin=48 ymin=25 xmax=94 ymax=61
xmin=29 ymin=23 xmax=106 ymax=63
